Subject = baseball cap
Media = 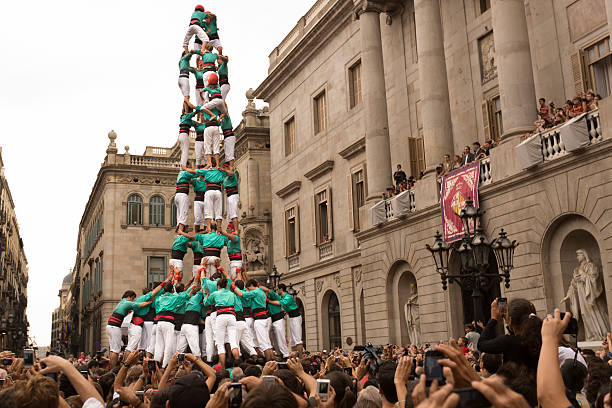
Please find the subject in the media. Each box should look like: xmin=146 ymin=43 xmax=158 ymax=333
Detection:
xmin=169 ymin=372 xmax=210 ymax=408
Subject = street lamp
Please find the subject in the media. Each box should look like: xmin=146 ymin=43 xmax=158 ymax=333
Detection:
xmin=286 ymin=283 xmax=298 ymax=296
xmin=268 ymin=266 xmax=282 ymax=289
xmin=427 ymin=206 xmax=518 ymax=322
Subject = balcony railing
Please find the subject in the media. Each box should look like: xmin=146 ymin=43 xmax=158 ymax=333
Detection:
xmin=129 ymin=155 xmax=180 ymax=168
xmin=479 ymin=157 xmax=492 ymax=186
xmin=541 ymin=109 xmax=602 ymax=161
xmin=318 ymin=242 xmax=333 ymax=260
xmin=288 ymin=254 xmax=300 ymax=271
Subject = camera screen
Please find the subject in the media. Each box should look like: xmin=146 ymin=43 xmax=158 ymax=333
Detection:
xmin=318 ymin=382 xmax=329 ymax=394
xmin=426 ymin=354 xmax=443 ymax=380
xmin=23 ymin=351 xmax=34 ymax=366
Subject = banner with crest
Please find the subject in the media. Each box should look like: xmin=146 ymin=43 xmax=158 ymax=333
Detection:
xmin=440 ymin=162 xmax=480 ymax=242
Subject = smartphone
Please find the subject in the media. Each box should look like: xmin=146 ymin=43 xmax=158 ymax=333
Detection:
xmin=343 ymin=367 xmax=352 ymax=376
xmin=178 ymin=353 xmax=185 ymax=362
xmin=147 ymin=360 xmax=156 ymax=372
xmin=453 ymin=388 xmax=491 ymax=408
xmin=229 ymin=383 xmax=242 ymax=408
xmin=80 ymin=370 xmax=89 ymax=379
xmin=497 ymin=298 xmax=507 ymax=308
xmin=1 ymin=358 xmax=12 ymax=366
xmin=559 ymin=312 xmax=579 ymax=335
xmin=262 ymin=375 xmax=276 ymax=384
xmin=23 ymin=349 xmax=35 ymax=367
xmin=139 ymin=351 xmax=145 ymax=361
xmin=135 ymin=391 xmax=144 ymax=401
xmin=277 ymin=362 xmax=288 ymax=370
xmin=316 ymin=379 xmax=331 ymax=402
xmin=424 ymin=350 xmax=445 ymax=386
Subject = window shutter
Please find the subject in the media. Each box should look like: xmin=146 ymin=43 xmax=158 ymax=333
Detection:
xmin=408 ymin=138 xmax=418 ymax=177
xmin=481 ymin=100 xmax=491 ymax=140
xmin=295 ymin=204 xmax=301 ymax=253
xmin=313 ymin=195 xmax=318 ymax=246
xmin=417 ymin=138 xmax=426 ymax=175
xmin=362 ymin=164 xmax=368 ymax=199
xmin=327 ymin=187 xmax=333 ymax=241
xmin=570 ymin=51 xmax=585 ymax=95
xmin=347 ymin=175 xmax=354 ymax=232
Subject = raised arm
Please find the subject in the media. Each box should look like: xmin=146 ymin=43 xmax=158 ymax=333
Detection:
xmin=537 ymin=310 xmax=572 ymax=408
xmin=40 ymin=355 xmax=104 ymax=405
xmin=181 ymin=165 xmax=197 ymax=173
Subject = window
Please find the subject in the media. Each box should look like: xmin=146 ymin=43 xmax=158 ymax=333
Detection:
xmin=313 ymin=90 xmax=327 ymax=134
xmin=127 ymin=194 xmax=143 ymax=225
xmin=585 ymin=37 xmax=612 ymax=98
xmin=348 ymin=60 xmax=362 ymax=108
xmin=149 ymin=195 xmax=165 ymax=226
xmin=349 ymin=169 xmax=366 ymax=231
xmin=285 ymin=206 xmax=300 ymax=257
xmin=170 ymin=198 xmax=177 ymax=227
xmin=327 ymin=292 xmax=342 ymax=349
xmin=314 ymin=188 xmax=333 ymax=244
xmin=147 ymin=256 xmax=166 ymax=287
xmin=284 ymin=117 xmax=296 ymax=156
xmin=478 ymin=0 xmax=490 ymax=14
xmin=408 ymin=138 xmax=425 ymax=178
xmin=482 ymin=95 xmax=503 ymax=142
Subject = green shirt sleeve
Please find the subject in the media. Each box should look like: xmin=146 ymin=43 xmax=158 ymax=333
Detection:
xmin=269 ymin=291 xmax=280 ymax=301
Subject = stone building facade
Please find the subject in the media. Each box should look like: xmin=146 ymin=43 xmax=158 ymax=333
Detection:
xmin=0 ymin=148 xmax=29 ymax=353
xmin=51 ymin=272 xmax=72 ymax=353
xmin=253 ymin=0 xmax=612 ymax=349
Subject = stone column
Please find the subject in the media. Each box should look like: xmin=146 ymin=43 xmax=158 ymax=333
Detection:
xmin=491 ymin=0 xmax=537 ymax=139
xmin=356 ymin=3 xmax=392 ymax=202
xmin=414 ymin=0 xmax=453 ymax=172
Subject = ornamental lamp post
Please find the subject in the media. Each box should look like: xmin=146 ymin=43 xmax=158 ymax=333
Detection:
xmin=491 ymin=229 xmax=519 ymax=289
xmin=268 ymin=266 xmax=282 ymax=289
xmin=425 ymin=231 xmax=451 ymax=290
xmin=456 ymin=198 xmax=482 ymax=238
xmin=286 ymin=283 xmax=298 ymax=297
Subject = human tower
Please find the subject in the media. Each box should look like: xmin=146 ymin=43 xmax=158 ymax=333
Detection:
xmin=104 ymin=6 xmax=304 ymax=370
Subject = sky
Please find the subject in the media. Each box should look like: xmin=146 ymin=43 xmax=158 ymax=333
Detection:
xmin=0 ymin=0 xmax=315 ymax=347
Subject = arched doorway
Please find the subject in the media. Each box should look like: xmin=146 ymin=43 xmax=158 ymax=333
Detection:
xmin=322 ymin=290 xmax=342 ymax=350
xmin=296 ymin=298 xmax=306 ymax=348
xmin=386 ymin=261 xmax=420 ymax=345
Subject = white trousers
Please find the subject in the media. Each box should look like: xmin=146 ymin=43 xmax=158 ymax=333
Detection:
xmin=224 ymin=136 xmax=235 ymax=162
xmin=195 ymin=89 xmax=205 ymax=106
xmin=176 ymin=323 xmax=201 ymax=356
xmin=199 ymin=328 xmax=207 ymax=359
xmin=169 ymin=258 xmax=184 ymax=272
xmin=106 ymin=325 xmax=123 ymax=354
xmin=205 ymin=257 xmax=220 ymax=278
xmin=254 ymin=318 xmax=272 ymax=351
xmin=177 ymin=133 xmax=190 ymax=168
xmin=178 ymin=76 xmax=190 ymax=98
xmin=202 ymin=98 xmax=226 ymax=114
xmin=204 ymin=190 xmax=222 ymax=220
xmin=205 ymin=313 xmax=217 ymax=360
xmin=146 ymin=324 xmax=157 ymax=355
xmin=236 ymin=320 xmax=257 ymax=357
xmin=141 ymin=322 xmax=154 ymax=352
xmin=289 ymin=316 xmax=303 ymax=347
xmin=126 ymin=323 xmax=142 ymax=352
xmin=175 ymin=192 xmax=189 ymax=226
xmin=214 ymin=313 xmax=238 ymax=354
xmin=195 ymin=140 xmax=205 ymax=166
xmin=229 ymin=260 xmax=242 ymax=279
xmin=246 ymin=318 xmax=258 ymax=348
xmin=227 ymin=193 xmax=239 ymax=221
xmin=221 ymin=84 xmax=230 ymax=101
xmin=204 ymin=126 xmax=221 ymax=156
xmin=194 ymin=200 xmax=205 ymax=226
xmin=183 ymin=25 xmax=209 ymax=47
xmin=272 ymin=318 xmax=290 ymax=357
xmin=154 ymin=321 xmax=176 ymax=368
xmin=209 ymin=38 xmax=222 ymax=50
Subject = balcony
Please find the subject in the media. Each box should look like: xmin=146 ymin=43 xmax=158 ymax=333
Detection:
xmin=318 ymin=242 xmax=333 ymax=260
xmin=541 ymin=110 xmax=602 ymax=161
xmin=288 ymin=254 xmax=300 ymax=271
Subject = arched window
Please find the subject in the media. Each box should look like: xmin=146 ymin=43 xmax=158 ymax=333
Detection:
xmin=327 ymin=292 xmax=342 ymax=349
xmin=149 ymin=195 xmax=165 ymax=226
xmin=170 ymin=198 xmax=177 ymax=227
xmin=127 ymin=194 xmax=143 ymax=225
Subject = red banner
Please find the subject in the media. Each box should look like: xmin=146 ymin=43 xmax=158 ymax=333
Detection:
xmin=440 ymin=162 xmax=480 ymax=242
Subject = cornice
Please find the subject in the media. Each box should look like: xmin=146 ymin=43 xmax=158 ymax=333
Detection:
xmin=282 ymin=249 xmax=362 ymax=280
xmin=339 ymin=137 xmax=366 ymax=159
xmin=275 ymin=180 xmax=302 ymax=198
xmin=352 ymin=0 xmax=403 ymax=16
xmin=304 ymin=160 xmax=334 ymax=181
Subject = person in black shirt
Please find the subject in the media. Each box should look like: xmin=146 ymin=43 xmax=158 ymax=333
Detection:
xmin=393 ymin=164 xmax=406 ymax=189
xmin=473 ymin=141 xmax=487 ymax=160
xmin=461 ymin=146 xmax=474 ymax=166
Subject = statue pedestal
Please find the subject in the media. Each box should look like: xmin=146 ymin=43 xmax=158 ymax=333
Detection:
xmin=577 ymin=341 xmax=603 ymax=349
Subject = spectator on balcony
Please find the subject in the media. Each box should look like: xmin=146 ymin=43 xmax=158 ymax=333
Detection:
xmin=568 ymin=96 xmax=586 ymax=118
xmin=393 ymin=165 xmax=406 ymax=191
xmin=554 ymin=108 xmax=567 ymax=126
xmin=473 ymin=142 xmax=487 ymax=160
xmin=586 ymin=90 xmax=598 ymax=111
xmin=452 ymin=155 xmax=462 ymax=170
xmin=442 ymin=154 xmax=453 ymax=174
xmin=460 ymin=146 xmax=473 ymax=166
xmin=538 ymin=98 xmax=552 ymax=126
xmin=407 ymin=176 xmax=415 ymax=190
xmin=386 ymin=186 xmax=396 ymax=198
xmin=563 ymin=100 xmax=573 ymax=118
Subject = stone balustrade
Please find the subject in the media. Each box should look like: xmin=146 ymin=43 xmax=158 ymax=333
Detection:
xmin=479 ymin=157 xmax=492 ymax=185
xmin=541 ymin=109 xmax=601 ymax=161
xmin=128 ymin=155 xmax=180 ymax=168
xmin=318 ymin=241 xmax=333 ymax=260
xmin=288 ymin=254 xmax=300 ymax=271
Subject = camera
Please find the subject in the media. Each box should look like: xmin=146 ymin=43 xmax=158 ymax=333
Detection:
xmin=353 ymin=343 xmax=383 ymax=374
xmin=178 ymin=353 xmax=185 ymax=362
xmin=1 ymin=358 xmax=12 ymax=366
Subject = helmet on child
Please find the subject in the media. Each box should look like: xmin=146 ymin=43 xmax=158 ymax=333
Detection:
xmin=195 ymin=5 xmax=205 ymax=11
xmin=207 ymin=72 xmax=219 ymax=84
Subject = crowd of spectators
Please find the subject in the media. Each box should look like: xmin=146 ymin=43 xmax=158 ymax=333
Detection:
xmin=0 ymin=298 xmax=609 ymax=408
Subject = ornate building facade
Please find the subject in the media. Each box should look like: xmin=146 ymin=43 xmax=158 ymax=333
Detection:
xmin=51 ymin=272 xmax=72 ymax=353
xmin=0 ymin=148 xmax=29 ymax=353
xmin=253 ymin=0 xmax=612 ymax=349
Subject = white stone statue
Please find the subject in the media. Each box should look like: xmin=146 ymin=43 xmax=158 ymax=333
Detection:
xmin=562 ymin=249 xmax=610 ymax=341
xmin=404 ymin=283 xmax=421 ymax=345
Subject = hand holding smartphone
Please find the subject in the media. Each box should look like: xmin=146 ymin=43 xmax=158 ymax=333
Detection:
xmin=316 ymin=379 xmax=331 ymax=402
xmin=424 ymin=350 xmax=445 ymax=386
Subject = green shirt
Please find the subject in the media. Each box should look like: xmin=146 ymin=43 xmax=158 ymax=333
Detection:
xmin=201 ymin=52 xmax=218 ymax=68
xmin=201 ymin=278 xmax=219 ymax=296
xmin=202 ymin=108 xmax=221 ymax=125
xmin=195 ymin=232 xmax=228 ymax=250
xmin=192 ymin=177 xmax=207 ymax=193
xmin=218 ymin=60 xmax=228 ymax=76
xmin=241 ymin=287 xmax=267 ymax=310
xmin=189 ymin=67 xmax=205 ymax=83
xmin=153 ymin=290 xmax=164 ymax=313
xmin=223 ymin=171 xmax=238 ymax=188
xmin=176 ymin=170 xmax=194 ymax=185
xmin=191 ymin=10 xmax=208 ymax=25
xmin=280 ymin=293 xmax=298 ymax=312
xmin=157 ymin=285 xmax=193 ymax=312
xmin=220 ymin=115 xmax=233 ymax=131
xmin=204 ymin=14 xmax=218 ymax=35
xmin=172 ymin=235 xmax=191 ymax=252
xmin=185 ymin=291 xmax=204 ymax=313
xmin=234 ymin=293 xmax=244 ymax=313
xmin=227 ymin=235 xmax=241 ymax=254
xmin=195 ymin=168 xmax=225 ymax=184
xmin=113 ymin=298 xmax=140 ymax=317
xmin=205 ymin=288 xmax=236 ymax=308
xmin=191 ymin=239 xmax=203 ymax=255
xmin=203 ymin=86 xmax=221 ymax=97
xmin=180 ymin=111 xmax=199 ymax=127
xmin=134 ymin=292 xmax=154 ymax=317
xmin=179 ymin=52 xmax=192 ymax=72
xmin=267 ymin=290 xmax=283 ymax=314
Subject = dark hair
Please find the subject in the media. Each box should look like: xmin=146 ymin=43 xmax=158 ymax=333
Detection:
xmin=235 ymin=280 xmax=245 ymax=290
xmin=175 ymin=283 xmax=185 ymax=293
xmin=473 ymin=141 xmax=481 ymax=147
xmin=59 ymin=373 xmax=78 ymax=398
xmin=539 ymin=98 xmax=545 ymax=102
xmin=586 ymin=357 xmax=612 ymax=406
xmin=326 ymin=371 xmax=357 ymax=408
xmin=122 ymin=290 xmax=137 ymax=299
xmin=0 ymin=388 xmax=15 ymax=408
xmin=142 ymin=287 xmax=151 ymax=295
xmin=246 ymin=279 xmax=258 ymax=288
xmin=496 ymin=362 xmax=537 ymax=406
xmin=218 ymin=278 xmax=228 ymax=289
xmin=150 ymin=387 xmax=171 ymax=408
xmin=210 ymin=223 xmax=217 ymax=231
xmin=243 ymin=383 xmax=295 ymax=408
xmin=481 ymin=353 xmax=502 ymax=374
xmin=97 ymin=372 xmax=116 ymax=401
xmin=163 ymin=281 xmax=174 ymax=293
xmin=211 ymin=272 xmax=222 ymax=280
xmin=277 ymin=283 xmax=287 ymax=292
xmin=376 ymin=362 xmax=398 ymax=403
xmin=561 ymin=360 xmax=588 ymax=393
xmin=244 ymin=365 xmax=262 ymax=377
xmin=274 ymin=369 xmax=302 ymax=395
xmin=508 ymin=298 xmax=541 ymax=362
